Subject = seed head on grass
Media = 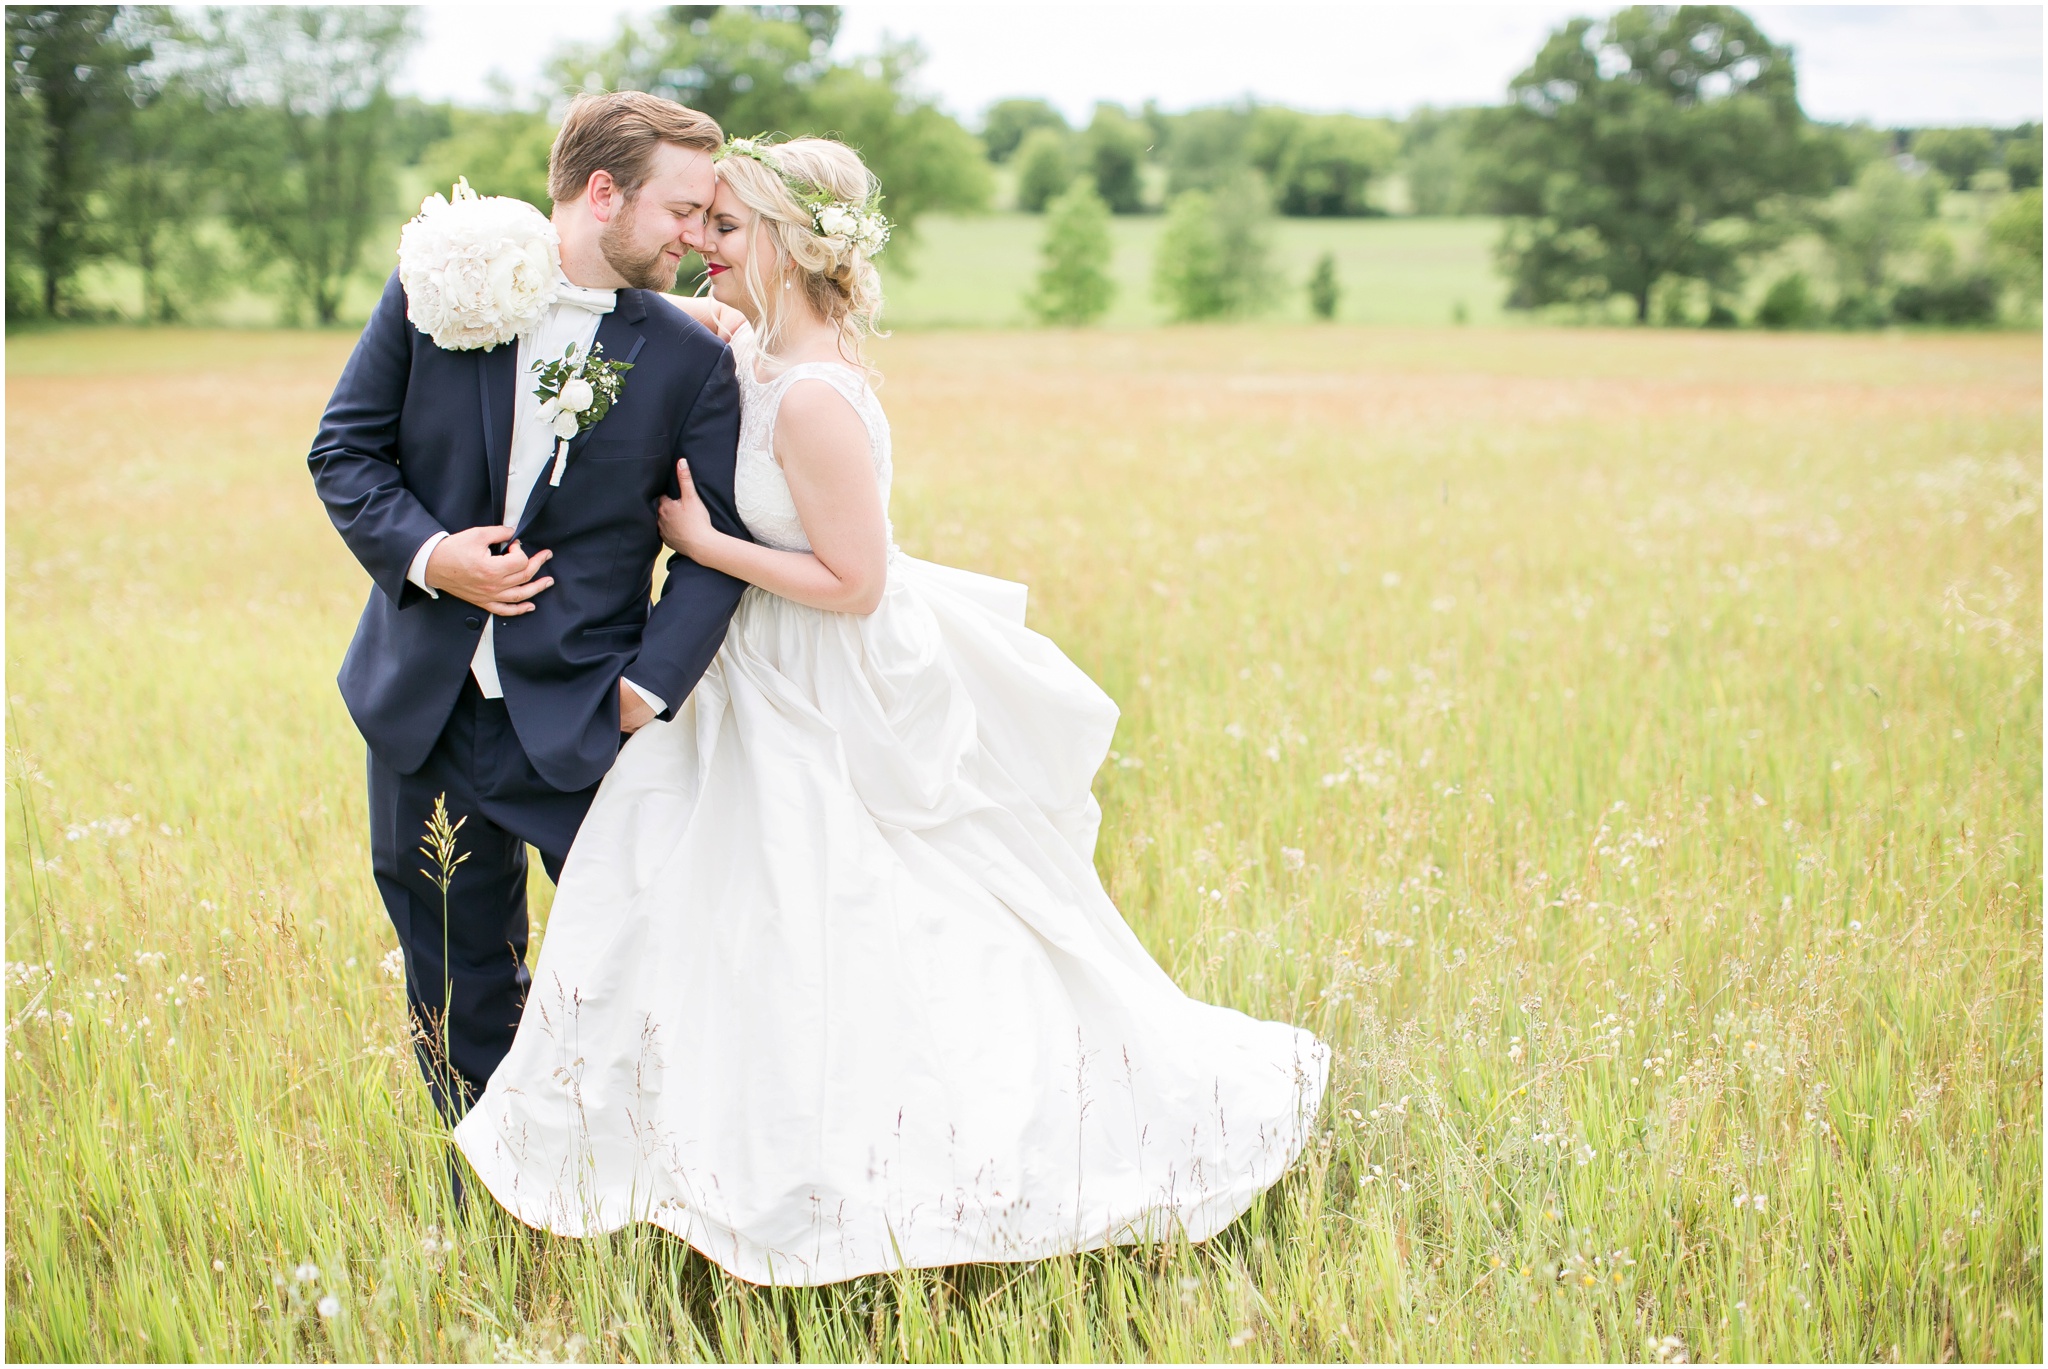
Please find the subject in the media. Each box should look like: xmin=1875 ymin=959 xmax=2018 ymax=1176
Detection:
xmin=417 ymin=793 xmax=469 ymax=895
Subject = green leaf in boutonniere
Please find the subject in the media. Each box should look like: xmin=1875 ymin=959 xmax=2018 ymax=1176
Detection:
xmin=531 ymin=340 xmax=634 ymax=486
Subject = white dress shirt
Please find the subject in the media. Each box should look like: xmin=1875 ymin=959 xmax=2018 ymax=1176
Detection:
xmin=407 ymin=274 xmax=667 ymax=715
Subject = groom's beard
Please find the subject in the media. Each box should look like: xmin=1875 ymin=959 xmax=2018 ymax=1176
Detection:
xmin=600 ymin=206 xmax=682 ymax=292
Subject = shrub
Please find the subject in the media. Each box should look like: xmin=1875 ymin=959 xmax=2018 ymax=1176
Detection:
xmin=1154 ymin=171 xmax=1273 ymax=322
xmin=1891 ymin=274 xmax=1999 ymax=326
xmin=1014 ymin=127 xmax=1075 ymax=212
xmin=1307 ymin=251 xmax=1339 ymax=319
xmin=1754 ymin=273 xmax=1817 ymax=329
xmin=1027 ymin=178 xmax=1115 ymax=326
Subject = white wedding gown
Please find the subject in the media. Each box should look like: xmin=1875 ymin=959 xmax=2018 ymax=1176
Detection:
xmin=454 ymin=325 xmax=1329 ymax=1286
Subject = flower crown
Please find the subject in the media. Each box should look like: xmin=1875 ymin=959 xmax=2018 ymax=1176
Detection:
xmin=717 ymin=136 xmax=892 ymax=256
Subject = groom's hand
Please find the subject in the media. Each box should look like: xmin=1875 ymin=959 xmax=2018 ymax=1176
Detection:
xmin=618 ymin=680 xmax=656 ymax=734
xmin=425 ymin=526 xmax=555 ymax=616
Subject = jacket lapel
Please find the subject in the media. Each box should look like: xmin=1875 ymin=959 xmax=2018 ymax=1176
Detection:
xmin=513 ymin=291 xmax=649 ymax=539
xmin=478 ymin=342 xmax=518 ymax=521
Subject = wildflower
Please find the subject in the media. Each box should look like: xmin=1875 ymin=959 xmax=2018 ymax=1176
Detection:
xmin=212 ymin=1259 xmax=225 ymax=1272
xmin=1228 ymin=1329 xmax=1254 ymax=1348
xmin=294 ymin=1262 xmax=320 ymax=1284
xmin=1281 ymin=847 xmax=1305 ymax=871
xmin=317 ymin=1294 xmax=340 ymax=1318
xmin=380 ymin=948 xmax=405 ymax=981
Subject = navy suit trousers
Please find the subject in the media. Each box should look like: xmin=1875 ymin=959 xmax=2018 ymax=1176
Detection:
xmin=369 ymin=678 xmax=602 ymax=1122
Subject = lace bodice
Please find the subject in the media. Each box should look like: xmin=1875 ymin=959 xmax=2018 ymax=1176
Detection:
xmin=731 ymin=324 xmax=892 ymax=554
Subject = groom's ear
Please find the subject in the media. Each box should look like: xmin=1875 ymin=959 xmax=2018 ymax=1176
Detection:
xmin=584 ymin=170 xmax=625 ymax=224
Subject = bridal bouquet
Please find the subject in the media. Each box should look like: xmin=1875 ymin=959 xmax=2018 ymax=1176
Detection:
xmin=398 ymin=178 xmax=560 ymax=351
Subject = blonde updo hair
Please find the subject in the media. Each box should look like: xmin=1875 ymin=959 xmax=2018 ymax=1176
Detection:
xmin=712 ymin=137 xmax=886 ymax=376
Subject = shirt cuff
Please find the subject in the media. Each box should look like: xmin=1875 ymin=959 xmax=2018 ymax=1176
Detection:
xmin=622 ymin=678 xmax=668 ymax=716
xmin=407 ymin=531 xmax=451 ymax=598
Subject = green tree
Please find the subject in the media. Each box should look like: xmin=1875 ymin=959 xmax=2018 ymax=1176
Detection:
xmin=1014 ymin=126 xmax=1075 ymax=212
xmin=981 ymin=97 xmax=1065 ymax=163
xmin=1028 ymin=178 xmax=1115 ymax=325
xmin=198 ymin=6 xmax=420 ymax=324
xmin=2004 ymin=123 xmax=2041 ymax=191
xmin=1257 ymin=112 xmax=1397 ymax=216
xmin=1987 ymin=186 xmax=2043 ymax=303
xmin=422 ymin=106 xmax=556 ymax=209
xmin=1307 ymin=250 xmax=1339 ymax=319
xmin=1473 ymin=6 xmax=1840 ymax=322
xmin=1824 ymin=158 xmax=1937 ymax=313
xmin=105 ymin=58 xmax=214 ymax=320
xmin=1082 ymin=102 xmax=1148 ymax=213
xmin=1161 ymin=102 xmax=1253 ymax=196
xmin=4 ymin=18 xmax=49 ymax=316
xmin=548 ymin=10 xmax=987 ymax=241
xmin=1154 ymin=170 xmax=1271 ymax=321
xmin=1400 ymin=106 xmax=1481 ymax=216
xmin=1155 ymin=189 xmax=1226 ymax=320
xmin=4 ymin=5 xmax=150 ymax=317
xmin=1912 ymin=127 xmax=1995 ymax=186
xmin=805 ymin=48 xmax=991 ymax=236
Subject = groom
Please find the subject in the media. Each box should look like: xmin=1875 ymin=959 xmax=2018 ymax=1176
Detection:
xmin=309 ymin=92 xmax=751 ymax=1128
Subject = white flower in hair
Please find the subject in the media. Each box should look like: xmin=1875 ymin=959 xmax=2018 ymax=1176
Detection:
xmin=397 ymin=178 xmax=560 ymax=351
xmin=808 ymin=200 xmax=890 ymax=255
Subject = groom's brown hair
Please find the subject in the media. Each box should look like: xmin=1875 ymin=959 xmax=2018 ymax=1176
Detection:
xmin=548 ymin=91 xmax=724 ymax=204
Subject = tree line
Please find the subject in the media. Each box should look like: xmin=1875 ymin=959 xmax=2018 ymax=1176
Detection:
xmin=7 ymin=4 xmax=2041 ymax=330
xmin=4 ymin=4 xmax=991 ymax=324
xmin=1025 ymin=7 xmax=2041 ymax=328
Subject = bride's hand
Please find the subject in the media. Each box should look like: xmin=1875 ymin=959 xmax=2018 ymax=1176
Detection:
xmin=663 ymin=294 xmax=745 ymax=342
xmin=658 ymin=459 xmax=718 ymax=559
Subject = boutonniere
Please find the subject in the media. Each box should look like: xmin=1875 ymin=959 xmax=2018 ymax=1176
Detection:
xmin=532 ymin=341 xmax=634 ymax=486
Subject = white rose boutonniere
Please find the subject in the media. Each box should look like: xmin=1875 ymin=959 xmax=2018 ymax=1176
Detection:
xmin=398 ymin=177 xmax=560 ymax=351
xmin=532 ymin=342 xmax=634 ymax=486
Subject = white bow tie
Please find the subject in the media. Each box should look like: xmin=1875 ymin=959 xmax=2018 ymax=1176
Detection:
xmin=554 ymin=278 xmax=617 ymax=315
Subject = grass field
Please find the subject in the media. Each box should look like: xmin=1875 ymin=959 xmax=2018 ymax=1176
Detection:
xmin=6 ymin=321 xmax=2041 ymax=1361
xmin=880 ymin=213 xmax=1508 ymax=329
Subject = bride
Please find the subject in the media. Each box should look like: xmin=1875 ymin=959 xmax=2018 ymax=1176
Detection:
xmin=453 ymin=135 xmax=1329 ymax=1287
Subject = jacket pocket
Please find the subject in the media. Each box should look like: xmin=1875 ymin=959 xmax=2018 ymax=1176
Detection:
xmin=582 ymin=436 xmax=668 ymax=463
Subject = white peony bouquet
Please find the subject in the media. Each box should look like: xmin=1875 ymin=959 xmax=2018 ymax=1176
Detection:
xmin=397 ymin=178 xmax=560 ymax=351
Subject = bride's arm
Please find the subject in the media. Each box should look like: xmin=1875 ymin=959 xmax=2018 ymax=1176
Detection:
xmin=660 ymin=292 xmax=746 ymax=342
xmin=658 ymin=379 xmax=889 ymax=615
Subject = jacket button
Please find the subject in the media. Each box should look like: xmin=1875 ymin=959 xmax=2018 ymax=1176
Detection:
xmin=464 ymin=616 xmax=482 ymax=631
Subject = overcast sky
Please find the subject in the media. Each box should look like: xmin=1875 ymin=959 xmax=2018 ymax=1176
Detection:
xmin=399 ymin=3 xmax=2044 ymax=128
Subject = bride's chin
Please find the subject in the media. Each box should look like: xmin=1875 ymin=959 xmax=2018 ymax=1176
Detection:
xmin=707 ymin=279 xmax=751 ymax=320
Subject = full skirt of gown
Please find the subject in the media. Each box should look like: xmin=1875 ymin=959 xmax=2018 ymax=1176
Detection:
xmin=453 ymin=554 xmax=1330 ymax=1286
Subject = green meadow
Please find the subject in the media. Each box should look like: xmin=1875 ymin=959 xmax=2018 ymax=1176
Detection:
xmin=6 ymin=318 xmax=2040 ymax=1361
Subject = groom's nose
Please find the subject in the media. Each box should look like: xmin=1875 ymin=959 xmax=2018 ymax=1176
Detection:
xmin=677 ymin=210 xmax=709 ymax=253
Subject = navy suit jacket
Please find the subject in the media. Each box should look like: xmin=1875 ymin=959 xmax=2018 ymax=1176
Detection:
xmin=311 ymin=270 xmax=750 ymax=793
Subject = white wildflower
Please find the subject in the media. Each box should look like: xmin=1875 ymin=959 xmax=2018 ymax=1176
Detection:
xmin=317 ymin=1294 xmax=340 ymax=1318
